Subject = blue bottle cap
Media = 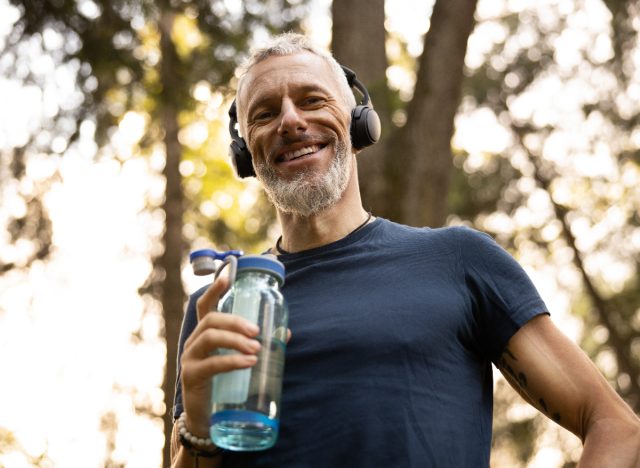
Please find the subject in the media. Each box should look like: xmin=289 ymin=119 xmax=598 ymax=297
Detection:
xmin=189 ymin=249 xmax=244 ymax=262
xmin=189 ymin=249 xmax=218 ymax=262
xmin=189 ymin=249 xmax=244 ymax=276
xmin=237 ymin=254 xmax=285 ymax=286
xmin=190 ymin=249 xmax=218 ymax=276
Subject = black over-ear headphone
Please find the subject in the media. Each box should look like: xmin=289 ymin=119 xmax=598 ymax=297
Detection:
xmin=228 ymin=65 xmax=381 ymax=178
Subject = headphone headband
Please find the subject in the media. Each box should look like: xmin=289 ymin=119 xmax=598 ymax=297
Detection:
xmin=228 ymin=64 xmax=381 ymax=178
xmin=341 ymin=66 xmax=373 ymax=107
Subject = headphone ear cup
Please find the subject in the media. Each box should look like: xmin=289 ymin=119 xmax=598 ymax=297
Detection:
xmin=350 ymin=105 xmax=381 ymax=150
xmin=229 ymin=137 xmax=256 ymax=178
xmin=227 ymin=99 xmax=256 ymax=178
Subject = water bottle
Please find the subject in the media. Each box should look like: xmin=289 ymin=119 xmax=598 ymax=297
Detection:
xmin=190 ymin=250 xmax=288 ymax=451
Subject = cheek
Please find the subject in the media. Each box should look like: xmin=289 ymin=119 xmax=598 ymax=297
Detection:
xmin=335 ymin=107 xmax=353 ymax=140
xmin=320 ymin=106 xmax=352 ymax=141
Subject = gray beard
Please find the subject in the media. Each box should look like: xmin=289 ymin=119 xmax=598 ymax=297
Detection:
xmin=254 ymin=140 xmax=352 ymax=217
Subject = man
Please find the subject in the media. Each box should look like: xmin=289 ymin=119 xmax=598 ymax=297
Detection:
xmin=171 ymin=33 xmax=640 ymax=467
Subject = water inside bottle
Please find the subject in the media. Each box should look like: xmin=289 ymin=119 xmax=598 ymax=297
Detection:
xmin=210 ymin=338 xmax=286 ymax=451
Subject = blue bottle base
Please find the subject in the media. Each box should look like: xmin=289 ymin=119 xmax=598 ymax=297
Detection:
xmin=210 ymin=410 xmax=279 ymax=451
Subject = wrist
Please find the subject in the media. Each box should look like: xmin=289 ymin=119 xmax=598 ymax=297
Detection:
xmin=177 ymin=411 xmax=223 ymax=458
xmin=184 ymin=412 xmax=210 ymax=439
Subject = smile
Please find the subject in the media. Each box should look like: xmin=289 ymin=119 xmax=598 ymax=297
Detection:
xmin=276 ymin=144 xmax=327 ymax=163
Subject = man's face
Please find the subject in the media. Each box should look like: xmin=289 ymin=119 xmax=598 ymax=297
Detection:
xmin=237 ymin=52 xmax=354 ymax=216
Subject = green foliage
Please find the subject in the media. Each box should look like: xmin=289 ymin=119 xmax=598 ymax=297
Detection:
xmin=2 ymin=0 xmax=312 ymax=266
xmin=449 ymin=149 xmax=525 ymax=225
xmin=180 ymin=108 xmax=277 ymax=253
xmin=455 ymin=0 xmax=640 ymax=462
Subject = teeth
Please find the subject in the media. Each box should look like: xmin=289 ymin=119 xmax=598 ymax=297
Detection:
xmin=282 ymin=145 xmax=319 ymax=162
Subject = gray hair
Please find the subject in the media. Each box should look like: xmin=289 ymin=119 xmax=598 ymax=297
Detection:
xmin=236 ymin=32 xmax=357 ymax=123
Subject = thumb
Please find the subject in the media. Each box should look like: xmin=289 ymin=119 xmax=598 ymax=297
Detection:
xmin=195 ymin=274 xmax=230 ymax=322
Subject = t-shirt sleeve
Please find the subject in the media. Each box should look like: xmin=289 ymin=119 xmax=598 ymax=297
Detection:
xmin=172 ymin=285 xmax=208 ymax=420
xmin=456 ymin=227 xmax=549 ymax=362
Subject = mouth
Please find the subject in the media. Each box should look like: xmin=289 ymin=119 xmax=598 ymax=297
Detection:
xmin=275 ymin=144 xmax=328 ymax=164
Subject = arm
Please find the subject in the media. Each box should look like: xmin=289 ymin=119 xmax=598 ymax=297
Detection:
xmin=497 ymin=314 xmax=640 ymax=467
xmin=170 ymin=276 xmax=262 ymax=468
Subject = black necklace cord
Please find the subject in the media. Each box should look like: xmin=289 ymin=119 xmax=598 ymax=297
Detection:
xmin=275 ymin=212 xmax=372 ymax=255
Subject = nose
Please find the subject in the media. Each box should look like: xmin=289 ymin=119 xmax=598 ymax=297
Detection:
xmin=277 ymin=99 xmax=307 ymax=137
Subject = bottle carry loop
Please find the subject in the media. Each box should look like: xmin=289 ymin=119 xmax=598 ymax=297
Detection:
xmin=214 ymin=255 xmax=239 ymax=287
xmin=190 ymin=249 xmax=243 ymax=287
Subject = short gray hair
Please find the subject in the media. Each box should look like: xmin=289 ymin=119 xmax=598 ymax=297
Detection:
xmin=236 ymin=32 xmax=356 ymax=118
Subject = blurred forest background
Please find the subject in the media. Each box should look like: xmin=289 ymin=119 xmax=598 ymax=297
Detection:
xmin=1 ymin=0 xmax=639 ymax=466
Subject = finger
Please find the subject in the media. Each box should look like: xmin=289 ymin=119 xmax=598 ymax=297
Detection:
xmin=287 ymin=328 xmax=292 ymax=343
xmin=183 ymin=353 xmax=258 ymax=386
xmin=184 ymin=312 xmax=260 ymax=352
xmin=186 ymin=327 xmax=261 ymax=359
xmin=196 ymin=275 xmax=230 ymax=322
xmin=198 ymin=312 xmax=260 ymax=337
xmin=184 ymin=311 xmax=260 ymax=350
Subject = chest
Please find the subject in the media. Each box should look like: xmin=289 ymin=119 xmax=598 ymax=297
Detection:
xmin=281 ymin=251 xmax=478 ymax=373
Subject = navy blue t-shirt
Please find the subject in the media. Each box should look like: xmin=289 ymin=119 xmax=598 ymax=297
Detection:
xmin=174 ymin=218 xmax=548 ymax=467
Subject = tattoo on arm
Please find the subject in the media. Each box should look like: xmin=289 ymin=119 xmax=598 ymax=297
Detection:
xmin=497 ymin=347 xmax=562 ymax=424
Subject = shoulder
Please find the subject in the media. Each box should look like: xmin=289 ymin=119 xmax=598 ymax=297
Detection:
xmin=368 ymin=221 xmax=499 ymax=271
xmin=437 ymin=224 xmax=511 ymax=258
xmin=377 ymin=219 xmax=492 ymax=249
xmin=387 ymin=222 xmax=516 ymax=274
xmin=446 ymin=224 xmax=495 ymax=245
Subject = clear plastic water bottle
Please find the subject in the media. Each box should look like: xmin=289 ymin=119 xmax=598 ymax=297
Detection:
xmin=191 ymin=251 xmax=288 ymax=451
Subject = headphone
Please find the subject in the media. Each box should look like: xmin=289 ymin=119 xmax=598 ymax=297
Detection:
xmin=228 ymin=65 xmax=381 ymax=178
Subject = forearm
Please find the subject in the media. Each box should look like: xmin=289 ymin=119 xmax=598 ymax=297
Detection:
xmin=170 ymin=422 xmax=223 ymax=468
xmin=578 ymin=416 xmax=640 ymax=468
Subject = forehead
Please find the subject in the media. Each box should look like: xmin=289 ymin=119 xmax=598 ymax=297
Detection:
xmin=238 ymin=52 xmax=343 ymax=110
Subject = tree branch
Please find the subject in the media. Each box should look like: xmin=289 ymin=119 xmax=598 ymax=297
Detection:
xmin=512 ymin=125 xmax=640 ymax=409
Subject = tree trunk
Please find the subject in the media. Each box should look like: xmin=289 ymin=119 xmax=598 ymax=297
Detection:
xmin=333 ymin=0 xmax=478 ymax=226
xmin=388 ymin=0 xmax=477 ymax=227
xmin=331 ymin=0 xmax=391 ymax=214
xmin=158 ymin=9 xmax=186 ymax=466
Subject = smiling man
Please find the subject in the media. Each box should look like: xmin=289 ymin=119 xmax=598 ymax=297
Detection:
xmin=170 ymin=33 xmax=640 ymax=468
xmin=238 ymin=48 xmax=369 ymax=248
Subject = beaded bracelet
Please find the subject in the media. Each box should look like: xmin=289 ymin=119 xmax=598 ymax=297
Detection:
xmin=177 ymin=412 xmax=223 ymax=458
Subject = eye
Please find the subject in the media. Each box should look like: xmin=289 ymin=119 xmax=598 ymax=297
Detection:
xmin=302 ymin=96 xmax=325 ymax=107
xmin=252 ymin=110 xmax=274 ymax=122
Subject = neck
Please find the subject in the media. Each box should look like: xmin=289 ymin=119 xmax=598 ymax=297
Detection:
xmin=275 ymin=160 xmax=370 ymax=254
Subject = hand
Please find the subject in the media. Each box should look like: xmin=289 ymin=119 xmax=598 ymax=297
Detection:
xmin=179 ymin=275 xmax=262 ymax=438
